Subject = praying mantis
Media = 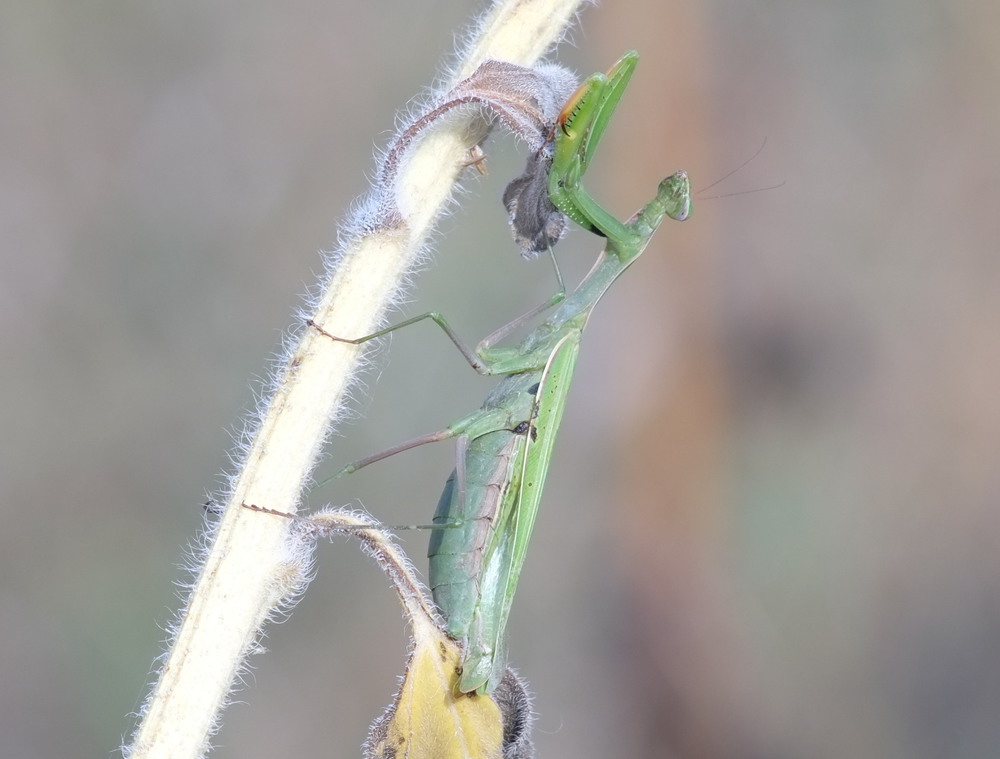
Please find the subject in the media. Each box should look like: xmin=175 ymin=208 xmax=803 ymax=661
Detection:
xmin=308 ymin=51 xmax=691 ymax=694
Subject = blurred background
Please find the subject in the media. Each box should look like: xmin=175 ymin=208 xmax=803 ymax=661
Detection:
xmin=4 ymin=0 xmax=1000 ymax=757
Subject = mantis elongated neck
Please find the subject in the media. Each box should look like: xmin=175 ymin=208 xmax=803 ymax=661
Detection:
xmin=551 ymin=246 xmax=632 ymax=331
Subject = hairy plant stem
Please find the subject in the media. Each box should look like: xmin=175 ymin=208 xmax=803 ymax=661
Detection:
xmin=125 ymin=1 xmax=587 ymax=757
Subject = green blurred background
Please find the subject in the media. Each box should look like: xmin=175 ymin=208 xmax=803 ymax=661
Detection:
xmin=4 ymin=0 xmax=1000 ymax=757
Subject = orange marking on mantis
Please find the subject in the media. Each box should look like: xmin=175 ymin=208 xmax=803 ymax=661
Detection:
xmin=556 ymin=79 xmax=589 ymax=136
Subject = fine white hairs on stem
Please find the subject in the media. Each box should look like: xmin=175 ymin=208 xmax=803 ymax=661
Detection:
xmin=125 ymin=4 xmax=590 ymax=758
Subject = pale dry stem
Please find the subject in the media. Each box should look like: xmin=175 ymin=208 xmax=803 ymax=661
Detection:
xmin=125 ymin=1 xmax=587 ymax=757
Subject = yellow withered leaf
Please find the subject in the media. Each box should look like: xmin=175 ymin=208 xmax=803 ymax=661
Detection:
xmin=287 ymin=509 xmax=507 ymax=759
xmin=365 ymin=615 xmax=504 ymax=759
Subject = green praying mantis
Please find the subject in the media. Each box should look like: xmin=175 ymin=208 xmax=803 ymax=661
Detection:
xmin=306 ymin=51 xmax=691 ymax=694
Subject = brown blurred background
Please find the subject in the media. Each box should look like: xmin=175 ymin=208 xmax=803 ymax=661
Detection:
xmin=4 ymin=1 xmax=1000 ymax=757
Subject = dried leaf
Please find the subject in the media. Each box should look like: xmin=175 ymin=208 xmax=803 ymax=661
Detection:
xmin=365 ymin=616 xmax=504 ymax=759
xmin=291 ymin=509 xmax=527 ymax=759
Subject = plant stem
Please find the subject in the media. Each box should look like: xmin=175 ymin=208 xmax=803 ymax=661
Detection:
xmin=125 ymin=1 xmax=587 ymax=757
